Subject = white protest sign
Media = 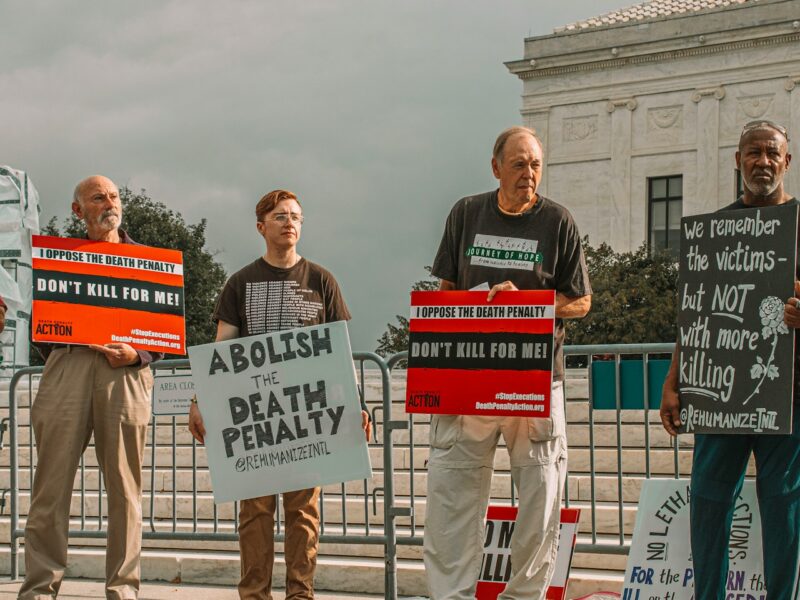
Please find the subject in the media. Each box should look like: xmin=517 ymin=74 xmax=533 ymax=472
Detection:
xmin=623 ymin=480 xmax=765 ymax=599
xmin=188 ymin=321 xmax=372 ymax=504
xmin=152 ymin=372 xmax=195 ymax=415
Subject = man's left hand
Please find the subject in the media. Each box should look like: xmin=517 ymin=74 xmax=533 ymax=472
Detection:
xmin=361 ymin=410 xmax=372 ymax=442
xmin=487 ymin=280 xmax=518 ymax=302
xmin=785 ymin=281 xmax=800 ymax=329
xmin=89 ymin=343 xmax=140 ymax=368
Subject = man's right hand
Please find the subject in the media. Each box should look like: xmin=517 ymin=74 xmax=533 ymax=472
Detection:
xmin=487 ymin=280 xmax=518 ymax=301
xmin=659 ymin=385 xmax=681 ymax=437
xmin=188 ymin=401 xmax=206 ymax=445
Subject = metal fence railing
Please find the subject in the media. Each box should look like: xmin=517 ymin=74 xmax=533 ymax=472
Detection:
xmin=7 ymin=351 xmax=407 ymax=599
xmin=385 ymin=342 xmax=686 ymax=558
xmin=6 ymin=343 xmax=686 ymax=596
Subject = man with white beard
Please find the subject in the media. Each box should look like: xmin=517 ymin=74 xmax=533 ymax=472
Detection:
xmin=19 ymin=176 xmax=160 ymax=600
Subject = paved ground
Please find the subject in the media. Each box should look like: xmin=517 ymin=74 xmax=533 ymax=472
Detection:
xmin=0 ymin=579 xmax=394 ymax=599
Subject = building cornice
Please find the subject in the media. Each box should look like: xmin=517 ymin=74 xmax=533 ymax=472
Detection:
xmin=520 ymin=64 xmax=800 ymax=113
xmin=513 ymin=32 xmax=800 ymax=80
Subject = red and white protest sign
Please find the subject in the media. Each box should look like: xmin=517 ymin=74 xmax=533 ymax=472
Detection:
xmin=476 ymin=506 xmax=580 ymax=600
xmin=32 ymin=235 xmax=186 ymax=353
xmin=405 ymin=290 xmax=555 ymax=417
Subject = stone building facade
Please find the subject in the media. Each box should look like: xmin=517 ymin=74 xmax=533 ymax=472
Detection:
xmin=506 ymin=0 xmax=800 ymax=255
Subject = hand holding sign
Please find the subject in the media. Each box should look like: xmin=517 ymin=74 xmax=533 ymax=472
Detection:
xmin=783 ymin=280 xmax=800 ymax=329
xmin=659 ymin=379 xmax=681 ymax=437
xmin=89 ymin=343 xmax=140 ymax=368
xmin=486 ymin=280 xmax=518 ymax=302
xmin=188 ymin=401 xmax=206 ymax=444
xmin=361 ymin=410 xmax=371 ymax=442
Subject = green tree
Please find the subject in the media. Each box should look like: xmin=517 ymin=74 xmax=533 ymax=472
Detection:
xmin=376 ymin=268 xmax=438 ymax=357
xmin=41 ymin=187 xmax=227 ymax=353
xmin=565 ymin=240 xmax=678 ymax=345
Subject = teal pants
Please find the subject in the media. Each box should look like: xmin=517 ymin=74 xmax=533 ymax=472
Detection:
xmin=690 ymin=408 xmax=800 ymax=600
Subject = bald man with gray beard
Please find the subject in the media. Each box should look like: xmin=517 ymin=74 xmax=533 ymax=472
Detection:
xmin=19 ymin=176 xmax=161 ymax=600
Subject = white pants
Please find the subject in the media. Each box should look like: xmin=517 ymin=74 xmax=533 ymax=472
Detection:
xmin=423 ymin=383 xmax=567 ymax=600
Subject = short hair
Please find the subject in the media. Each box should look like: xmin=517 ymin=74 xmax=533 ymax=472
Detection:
xmin=493 ymin=126 xmax=542 ymax=162
xmin=739 ymin=120 xmax=790 ymax=149
xmin=73 ymin=175 xmax=116 ymax=205
xmin=255 ymin=189 xmax=302 ymax=221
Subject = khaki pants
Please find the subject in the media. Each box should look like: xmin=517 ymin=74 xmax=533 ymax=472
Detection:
xmin=423 ymin=383 xmax=567 ymax=600
xmin=19 ymin=347 xmax=153 ymax=600
xmin=237 ymin=488 xmax=320 ymax=600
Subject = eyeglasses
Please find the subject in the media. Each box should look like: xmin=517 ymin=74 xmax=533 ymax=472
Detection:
xmin=267 ymin=212 xmax=304 ymax=225
xmin=741 ymin=120 xmax=790 ymax=142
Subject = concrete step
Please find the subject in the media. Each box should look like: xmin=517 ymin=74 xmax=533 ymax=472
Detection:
xmin=0 ymin=578 xmax=384 ymax=600
xmin=7 ymin=490 xmax=641 ymax=537
xmin=0 ymin=545 xmax=624 ymax=598
xmin=0 ymin=546 xmax=421 ymax=596
xmin=1 ymin=515 xmax=632 ymax=571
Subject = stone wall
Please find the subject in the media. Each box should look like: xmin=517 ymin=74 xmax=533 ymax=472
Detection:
xmin=507 ymin=0 xmax=800 ymax=251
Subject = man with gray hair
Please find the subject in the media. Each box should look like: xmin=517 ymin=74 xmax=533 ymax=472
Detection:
xmin=661 ymin=120 xmax=799 ymax=599
xmin=424 ymin=126 xmax=592 ymax=599
xmin=19 ymin=175 xmax=160 ymax=600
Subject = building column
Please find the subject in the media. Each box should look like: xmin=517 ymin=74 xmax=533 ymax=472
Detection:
xmin=607 ymin=97 xmax=637 ymax=251
xmin=692 ymin=86 xmax=725 ymax=213
xmin=522 ymin=108 xmax=550 ymax=195
xmin=785 ymin=76 xmax=800 ymax=198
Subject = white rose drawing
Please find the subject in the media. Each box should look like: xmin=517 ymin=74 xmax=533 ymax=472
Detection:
xmin=744 ymin=296 xmax=789 ymax=405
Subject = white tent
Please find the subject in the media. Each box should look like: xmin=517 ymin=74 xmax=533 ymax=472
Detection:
xmin=0 ymin=166 xmax=41 ymax=368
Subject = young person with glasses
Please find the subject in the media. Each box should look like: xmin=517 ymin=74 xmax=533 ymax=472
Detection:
xmin=188 ymin=189 xmax=370 ymax=600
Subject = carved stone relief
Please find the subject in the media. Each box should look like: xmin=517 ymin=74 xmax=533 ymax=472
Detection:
xmin=737 ymin=94 xmax=774 ymax=120
xmin=647 ymin=105 xmax=683 ymax=132
xmin=562 ymin=115 xmax=598 ymax=142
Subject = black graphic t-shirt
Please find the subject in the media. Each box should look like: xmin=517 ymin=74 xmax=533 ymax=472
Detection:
xmin=213 ymin=257 xmax=351 ymax=336
xmin=431 ymin=190 xmax=591 ymax=381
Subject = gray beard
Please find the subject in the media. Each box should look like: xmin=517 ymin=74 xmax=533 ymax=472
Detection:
xmin=743 ymin=177 xmax=780 ymax=198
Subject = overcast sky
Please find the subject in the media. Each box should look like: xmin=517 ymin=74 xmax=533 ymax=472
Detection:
xmin=2 ymin=0 xmax=625 ymax=351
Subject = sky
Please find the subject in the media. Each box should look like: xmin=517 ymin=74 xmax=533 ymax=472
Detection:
xmin=2 ymin=0 xmax=626 ymax=351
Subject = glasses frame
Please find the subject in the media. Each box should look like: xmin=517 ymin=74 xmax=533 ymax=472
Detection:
xmin=266 ymin=212 xmax=304 ymax=225
xmin=741 ymin=119 xmax=790 ymax=142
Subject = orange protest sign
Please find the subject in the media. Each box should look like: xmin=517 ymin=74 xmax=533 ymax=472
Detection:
xmin=32 ymin=235 xmax=185 ymax=353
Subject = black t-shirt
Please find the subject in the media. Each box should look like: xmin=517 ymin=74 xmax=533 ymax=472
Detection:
xmin=213 ymin=257 xmax=351 ymax=336
xmin=431 ymin=190 xmax=592 ymax=381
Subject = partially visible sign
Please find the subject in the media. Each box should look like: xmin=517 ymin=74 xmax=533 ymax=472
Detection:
xmin=406 ymin=290 xmax=555 ymax=417
xmin=677 ymin=204 xmax=798 ymax=434
xmin=153 ymin=372 xmax=195 ymax=415
xmin=476 ymin=506 xmax=580 ymax=600
xmin=623 ymin=480 xmax=764 ymax=599
xmin=31 ymin=235 xmax=186 ymax=353
xmin=188 ymin=321 xmax=371 ymax=504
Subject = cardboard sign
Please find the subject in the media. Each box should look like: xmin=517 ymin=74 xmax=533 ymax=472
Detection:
xmin=406 ymin=290 xmax=555 ymax=417
xmin=677 ymin=204 xmax=798 ymax=434
xmin=31 ymin=235 xmax=186 ymax=353
xmin=187 ymin=321 xmax=372 ymax=504
xmin=153 ymin=372 xmax=195 ymax=416
xmin=623 ymin=480 xmax=764 ymax=599
xmin=476 ymin=506 xmax=580 ymax=600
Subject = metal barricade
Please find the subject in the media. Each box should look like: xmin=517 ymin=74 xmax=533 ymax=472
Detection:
xmin=385 ymin=342 xmax=685 ymax=560
xmin=7 ymin=351 xmax=405 ymax=599
xmin=7 ymin=342 xmax=686 ymax=594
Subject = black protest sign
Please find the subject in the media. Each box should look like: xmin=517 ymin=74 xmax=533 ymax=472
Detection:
xmin=677 ymin=203 xmax=798 ymax=434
